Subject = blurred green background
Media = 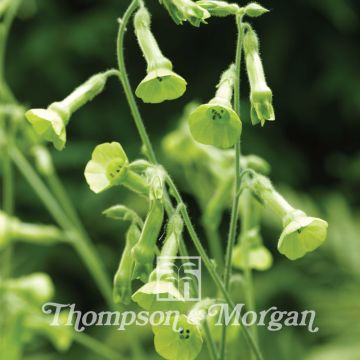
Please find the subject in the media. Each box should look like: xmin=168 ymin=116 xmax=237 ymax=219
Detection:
xmin=3 ymin=0 xmax=360 ymax=359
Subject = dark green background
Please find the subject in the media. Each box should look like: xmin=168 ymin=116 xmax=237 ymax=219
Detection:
xmin=5 ymin=0 xmax=360 ymax=359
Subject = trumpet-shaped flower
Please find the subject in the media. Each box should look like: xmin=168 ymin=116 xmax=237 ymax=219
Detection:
xmin=25 ymin=106 xmax=67 ymax=150
xmin=232 ymin=243 xmax=273 ymax=271
xmin=152 ymin=314 xmax=203 ymax=360
xmin=25 ymin=71 xmax=116 ymax=150
xmin=84 ymin=142 xmax=149 ymax=195
xmin=160 ymin=0 xmax=210 ymax=26
xmin=188 ymin=64 xmax=242 ymax=148
xmin=278 ymin=212 xmax=328 ymax=260
xmin=134 ymin=5 xmax=187 ymax=103
xmin=249 ymin=174 xmax=328 ymax=260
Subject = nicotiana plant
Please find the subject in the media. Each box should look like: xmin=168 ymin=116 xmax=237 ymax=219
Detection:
xmin=0 ymin=0 xmax=328 ymax=360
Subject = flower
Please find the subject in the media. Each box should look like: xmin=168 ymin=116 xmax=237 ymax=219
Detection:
xmin=196 ymin=0 xmax=241 ymax=17
xmin=84 ymin=142 xmax=149 ymax=195
xmin=25 ymin=107 xmax=67 ymax=151
xmin=159 ymin=0 xmax=210 ymax=27
xmin=134 ymin=5 xmax=187 ymax=103
xmin=152 ymin=314 xmax=203 ymax=360
xmin=25 ymin=71 xmax=116 ymax=150
xmin=136 ymin=68 xmax=187 ymax=104
xmin=278 ymin=213 xmax=328 ymax=260
xmin=188 ymin=64 xmax=242 ymax=148
xmin=232 ymin=243 xmax=273 ymax=271
xmin=132 ymin=281 xmax=187 ymax=312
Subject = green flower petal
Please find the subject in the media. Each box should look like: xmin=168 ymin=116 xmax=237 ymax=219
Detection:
xmin=136 ymin=68 xmax=187 ymax=104
xmin=188 ymin=103 xmax=242 ymax=148
xmin=232 ymin=244 xmax=273 ymax=271
xmin=153 ymin=314 xmax=203 ymax=360
xmin=84 ymin=142 xmax=128 ymax=193
xmin=250 ymin=86 xmax=275 ymax=126
xmin=25 ymin=109 xmax=66 ymax=150
xmin=278 ymin=217 xmax=328 ymax=260
xmin=132 ymin=281 xmax=187 ymax=312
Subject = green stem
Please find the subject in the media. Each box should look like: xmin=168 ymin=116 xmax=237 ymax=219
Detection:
xmin=116 ymin=3 xmax=262 ymax=359
xmin=9 ymin=147 xmax=113 ymax=307
xmin=204 ymin=320 xmax=219 ymax=360
xmin=116 ymin=0 xmax=157 ymax=163
xmin=220 ymin=15 xmax=244 ymax=360
xmin=74 ymin=332 xmax=121 ymax=360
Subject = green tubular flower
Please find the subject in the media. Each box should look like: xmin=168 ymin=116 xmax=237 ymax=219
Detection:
xmin=196 ymin=0 xmax=241 ymax=17
xmin=113 ymin=222 xmax=142 ymax=305
xmin=188 ymin=64 xmax=242 ymax=148
xmin=159 ymin=0 xmax=210 ymax=26
xmin=31 ymin=145 xmax=54 ymax=176
xmin=134 ymin=5 xmax=187 ymax=103
xmin=249 ymin=174 xmax=328 ymax=260
xmin=84 ymin=142 xmax=149 ymax=195
xmin=132 ymin=198 xmax=165 ymax=282
xmin=152 ymin=314 xmax=203 ymax=360
xmin=25 ymin=70 xmax=116 ymax=150
xmin=278 ymin=210 xmax=328 ymax=260
xmin=232 ymin=229 xmax=273 ymax=271
xmin=132 ymin=213 xmax=186 ymax=311
xmin=0 ymin=211 xmax=64 ymax=249
xmin=243 ymin=27 xmax=275 ymax=126
xmin=3 ymin=273 xmax=54 ymax=305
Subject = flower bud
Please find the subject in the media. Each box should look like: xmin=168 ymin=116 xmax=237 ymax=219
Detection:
xmin=244 ymin=3 xmax=269 ymax=17
xmin=113 ymin=223 xmax=141 ymax=304
xmin=188 ymin=64 xmax=242 ymax=148
xmin=4 ymin=273 xmax=54 ymax=305
xmin=84 ymin=142 xmax=149 ymax=195
xmin=243 ymin=28 xmax=275 ymax=126
xmin=25 ymin=70 xmax=116 ymax=150
xmin=134 ymin=5 xmax=187 ymax=103
xmin=160 ymin=0 xmax=210 ymax=27
xmin=196 ymin=0 xmax=241 ymax=17
xmin=31 ymin=145 xmax=54 ymax=176
xmin=0 ymin=211 xmax=64 ymax=249
xmin=132 ymin=199 xmax=164 ymax=282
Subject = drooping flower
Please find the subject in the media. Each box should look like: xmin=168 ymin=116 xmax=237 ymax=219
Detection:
xmin=134 ymin=5 xmax=187 ymax=103
xmin=249 ymin=174 xmax=328 ymax=260
xmin=196 ymin=0 xmax=241 ymax=17
xmin=278 ymin=210 xmax=328 ymax=260
xmin=25 ymin=70 xmax=116 ymax=150
xmin=188 ymin=64 xmax=242 ymax=148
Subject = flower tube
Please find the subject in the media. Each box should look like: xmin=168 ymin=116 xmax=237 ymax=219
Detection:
xmin=134 ymin=5 xmax=187 ymax=103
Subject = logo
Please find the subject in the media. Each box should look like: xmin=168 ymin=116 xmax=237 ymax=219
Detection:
xmin=156 ymin=256 xmax=201 ymax=301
